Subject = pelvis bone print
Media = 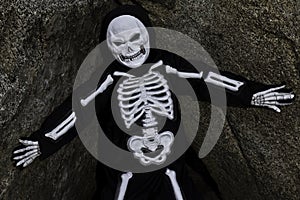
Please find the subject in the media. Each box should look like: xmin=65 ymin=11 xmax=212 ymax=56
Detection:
xmin=127 ymin=128 xmax=174 ymax=165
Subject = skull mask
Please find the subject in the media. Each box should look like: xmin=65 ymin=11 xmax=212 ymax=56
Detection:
xmin=107 ymin=15 xmax=150 ymax=68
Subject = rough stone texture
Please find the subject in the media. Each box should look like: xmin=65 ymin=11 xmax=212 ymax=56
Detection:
xmin=119 ymin=0 xmax=300 ymax=199
xmin=0 ymin=1 xmax=116 ymax=199
xmin=1 ymin=0 xmax=299 ymax=200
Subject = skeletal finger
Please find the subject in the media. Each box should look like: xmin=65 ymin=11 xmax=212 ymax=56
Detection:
xmin=264 ymin=91 xmax=294 ymax=98
xmin=13 ymin=149 xmax=38 ymax=160
xmin=266 ymin=105 xmax=281 ymax=112
xmin=264 ymin=94 xmax=294 ymax=101
xmin=263 ymin=92 xmax=295 ymax=98
xmin=253 ymin=85 xmax=286 ymax=97
xmin=19 ymin=139 xmax=38 ymax=146
xmin=16 ymin=152 xmax=39 ymax=167
xmin=23 ymin=154 xmax=39 ymax=167
xmin=264 ymin=101 xmax=292 ymax=106
xmin=13 ymin=145 xmax=39 ymax=154
xmin=16 ymin=156 xmax=30 ymax=167
xmin=14 ymin=150 xmax=37 ymax=160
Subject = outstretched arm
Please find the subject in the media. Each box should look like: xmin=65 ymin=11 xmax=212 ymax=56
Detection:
xmin=13 ymin=95 xmax=77 ymax=167
xmin=165 ymin=58 xmax=294 ymax=111
xmin=200 ymin=70 xmax=294 ymax=112
xmin=12 ymin=73 xmax=115 ymax=168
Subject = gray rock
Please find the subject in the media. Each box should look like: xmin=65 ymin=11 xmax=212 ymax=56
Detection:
xmin=0 ymin=1 xmax=116 ymax=199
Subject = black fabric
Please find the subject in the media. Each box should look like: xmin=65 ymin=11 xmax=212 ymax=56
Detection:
xmin=93 ymin=155 xmax=203 ymax=200
xmin=91 ymin=48 xmax=270 ymax=200
xmin=14 ymin=4 xmax=294 ymax=200
xmin=12 ymin=95 xmax=77 ymax=160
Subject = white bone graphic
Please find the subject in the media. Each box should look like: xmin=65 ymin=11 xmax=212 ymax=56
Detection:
xmin=165 ymin=168 xmax=184 ymax=200
xmin=13 ymin=139 xmax=41 ymax=167
xmin=128 ymin=130 xmax=174 ymax=165
xmin=81 ymin=75 xmax=114 ymax=107
xmin=165 ymin=65 xmax=244 ymax=92
xmin=45 ymin=112 xmax=76 ymax=140
xmin=149 ymin=60 xmax=164 ymax=71
xmin=116 ymin=66 xmax=173 ymax=129
xmin=251 ymin=85 xmax=294 ymax=112
xmin=116 ymin=172 xmax=133 ymax=200
xmin=14 ymin=111 xmax=77 ymax=167
xmin=204 ymin=71 xmax=244 ymax=91
xmin=166 ymin=65 xmax=203 ymax=79
xmin=115 ymin=61 xmax=175 ymax=165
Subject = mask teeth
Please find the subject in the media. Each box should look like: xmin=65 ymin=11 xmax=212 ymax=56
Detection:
xmin=140 ymin=46 xmax=146 ymax=54
xmin=131 ymin=50 xmax=140 ymax=59
xmin=120 ymin=54 xmax=126 ymax=61
xmin=120 ymin=46 xmax=145 ymax=62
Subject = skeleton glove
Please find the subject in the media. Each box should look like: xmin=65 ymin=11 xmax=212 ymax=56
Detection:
xmin=13 ymin=139 xmax=41 ymax=168
xmin=251 ymin=85 xmax=295 ymax=112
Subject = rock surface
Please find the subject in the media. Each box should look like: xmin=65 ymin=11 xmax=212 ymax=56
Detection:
xmin=1 ymin=0 xmax=299 ymax=200
xmin=0 ymin=1 xmax=116 ymax=199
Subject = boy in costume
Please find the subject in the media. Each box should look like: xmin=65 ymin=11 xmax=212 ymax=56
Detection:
xmin=13 ymin=5 xmax=294 ymax=200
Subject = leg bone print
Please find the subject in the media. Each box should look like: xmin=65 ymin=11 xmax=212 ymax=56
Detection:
xmin=114 ymin=61 xmax=175 ymax=165
xmin=116 ymin=172 xmax=133 ymax=200
xmin=165 ymin=168 xmax=184 ymax=200
xmin=251 ymin=85 xmax=294 ymax=112
xmin=115 ymin=169 xmax=183 ymax=200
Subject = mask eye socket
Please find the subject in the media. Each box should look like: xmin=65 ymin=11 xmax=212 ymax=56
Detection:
xmin=130 ymin=33 xmax=140 ymax=42
xmin=113 ymin=41 xmax=124 ymax=46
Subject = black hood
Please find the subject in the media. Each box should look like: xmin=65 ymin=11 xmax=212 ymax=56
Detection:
xmin=99 ymin=5 xmax=154 ymax=45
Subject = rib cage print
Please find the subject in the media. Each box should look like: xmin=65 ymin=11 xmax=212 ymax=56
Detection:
xmin=117 ymin=70 xmax=174 ymax=129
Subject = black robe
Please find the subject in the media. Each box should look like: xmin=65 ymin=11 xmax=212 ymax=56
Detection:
xmin=13 ymin=5 xmax=292 ymax=200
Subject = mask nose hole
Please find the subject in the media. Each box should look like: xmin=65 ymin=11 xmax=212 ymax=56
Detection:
xmin=128 ymin=46 xmax=133 ymax=52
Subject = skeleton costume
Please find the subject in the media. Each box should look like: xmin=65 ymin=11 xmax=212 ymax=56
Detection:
xmin=13 ymin=5 xmax=294 ymax=200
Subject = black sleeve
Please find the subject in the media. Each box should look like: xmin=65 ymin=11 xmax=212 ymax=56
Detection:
xmin=28 ymin=95 xmax=77 ymax=160
xmin=166 ymin=55 xmax=289 ymax=108
xmin=19 ymin=65 xmax=113 ymax=160
xmin=191 ymin=69 xmax=273 ymax=107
